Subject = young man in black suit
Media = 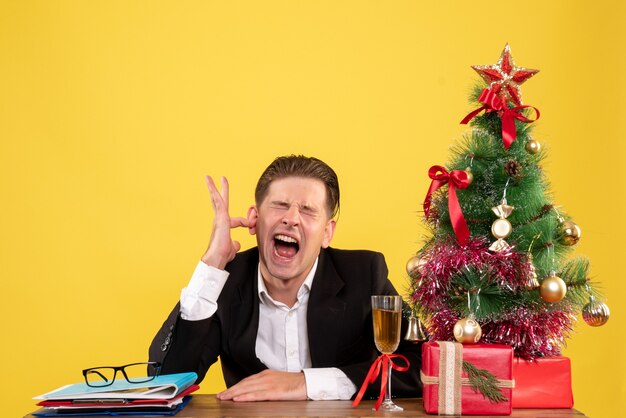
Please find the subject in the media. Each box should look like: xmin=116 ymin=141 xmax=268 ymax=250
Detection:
xmin=149 ymin=155 xmax=421 ymax=401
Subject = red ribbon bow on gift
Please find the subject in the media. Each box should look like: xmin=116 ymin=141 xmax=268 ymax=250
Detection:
xmin=352 ymin=353 xmax=410 ymax=411
xmin=460 ymin=88 xmax=540 ymax=150
xmin=423 ymin=165 xmax=471 ymax=246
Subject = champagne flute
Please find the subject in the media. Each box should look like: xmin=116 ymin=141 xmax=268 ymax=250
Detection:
xmin=371 ymin=295 xmax=403 ymax=411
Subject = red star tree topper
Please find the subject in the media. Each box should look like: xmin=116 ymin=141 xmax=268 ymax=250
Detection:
xmin=472 ymin=44 xmax=539 ymax=106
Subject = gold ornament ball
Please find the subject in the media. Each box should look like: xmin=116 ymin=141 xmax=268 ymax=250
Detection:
xmin=558 ymin=221 xmax=581 ymax=246
xmin=453 ymin=317 xmax=482 ymax=344
xmin=491 ymin=218 xmax=512 ymax=239
xmin=464 ymin=167 xmax=474 ymax=185
xmin=525 ymin=139 xmax=541 ymax=154
xmin=582 ymin=300 xmax=610 ymax=327
xmin=540 ymin=275 xmax=567 ymax=303
xmin=406 ymin=255 xmax=427 ymax=279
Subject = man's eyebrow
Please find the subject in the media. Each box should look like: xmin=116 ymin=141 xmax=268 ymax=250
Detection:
xmin=300 ymin=204 xmax=318 ymax=212
xmin=268 ymin=200 xmax=319 ymax=212
xmin=269 ymin=200 xmax=290 ymax=206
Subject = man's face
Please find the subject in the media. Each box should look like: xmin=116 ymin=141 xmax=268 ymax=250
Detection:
xmin=251 ymin=176 xmax=336 ymax=285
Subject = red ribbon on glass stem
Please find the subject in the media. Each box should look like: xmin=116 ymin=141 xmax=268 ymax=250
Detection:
xmin=423 ymin=166 xmax=471 ymax=246
xmin=460 ymin=88 xmax=540 ymax=150
xmin=352 ymin=353 xmax=409 ymax=411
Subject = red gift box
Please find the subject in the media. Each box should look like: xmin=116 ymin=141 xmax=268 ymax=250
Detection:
xmin=512 ymin=356 xmax=573 ymax=408
xmin=421 ymin=342 xmax=513 ymax=415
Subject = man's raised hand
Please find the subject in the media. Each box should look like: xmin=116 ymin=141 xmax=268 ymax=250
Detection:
xmin=201 ymin=176 xmax=253 ymax=270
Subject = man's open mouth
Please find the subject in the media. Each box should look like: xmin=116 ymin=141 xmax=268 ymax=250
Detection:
xmin=273 ymin=234 xmax=300 ymax=258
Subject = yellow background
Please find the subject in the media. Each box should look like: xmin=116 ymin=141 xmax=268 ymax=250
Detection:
xmin=1 ymin=1 xmax=624 ymax=416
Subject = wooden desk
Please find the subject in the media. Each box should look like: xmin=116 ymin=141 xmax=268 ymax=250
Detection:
xmin=26 ymin=394 xmax=588 ymax=417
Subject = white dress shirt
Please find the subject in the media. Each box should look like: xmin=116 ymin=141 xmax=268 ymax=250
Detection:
xmin=179 ymin=259 xmax=357 ymax=400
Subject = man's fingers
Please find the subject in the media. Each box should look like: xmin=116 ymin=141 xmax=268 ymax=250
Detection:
xmin=230 ymin=217 xmax=250 ymax=228
xmin=205 ymin=175 xmax=222 ymax=211
xmin=233 ymin=392 xmax=271 ymax=402
xmin=200 ymin=175 xmax=246 ymax=268
xmin=220 ymin=176 xmax=229 ymax=211
xmin=217 ymin=386 xmax=250 ymax=401
xmin=219 ymin=387 xmax=272 ymax=402
xmin=205 ymin=176 xmax=234 ymax=214
xmin=216 ymin=371 xmax=306 ymax=402
xmin=217 ymin=373 xmax=268 ymax=400
xmin=205 ymin=175 xmax=217 ymax=193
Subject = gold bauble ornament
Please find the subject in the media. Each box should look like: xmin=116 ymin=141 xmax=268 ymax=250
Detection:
xmin=539 ymin=273 xmax=567 ymax=303
xmin=525 ymin=139 xmax=541 ymax=154
xmin=582 ymin=298 xmax=610 ymax=327
xmin=558 ymin=221 xmax=581 ymax=246
xmin=406 ymin=255 xmax=428 ymax=279
xmin=453 ymin=315 xmax=482 ymax=344
xmin=464 ymin=167 xmax=474 ymax=185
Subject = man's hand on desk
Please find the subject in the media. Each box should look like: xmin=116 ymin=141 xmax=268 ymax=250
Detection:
xmin=216 ymin=370 xmax=307 ymax=401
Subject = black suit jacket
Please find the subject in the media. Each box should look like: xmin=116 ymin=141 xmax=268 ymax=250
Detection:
xmin=149 ymin=247 xmax=422 ymax=398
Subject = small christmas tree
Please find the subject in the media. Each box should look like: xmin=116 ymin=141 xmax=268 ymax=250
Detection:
xmin=406 ymin=44 xmax=609 ymax=359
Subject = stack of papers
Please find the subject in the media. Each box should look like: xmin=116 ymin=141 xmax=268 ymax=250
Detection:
xmin=32 ymin=372 xmax=198 ymax=416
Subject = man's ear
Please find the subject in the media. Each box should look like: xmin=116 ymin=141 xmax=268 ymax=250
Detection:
xmin=321 ymin=219 xmax=336 ymax=248
xmin=247 ymin=206 xmax=258 ymax=235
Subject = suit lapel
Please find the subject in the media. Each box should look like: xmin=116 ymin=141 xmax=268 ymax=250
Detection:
xmin=307 ymin=249 xmax=346 ymax=367
xmin=228 ymin=252 xmax=267 ymax=372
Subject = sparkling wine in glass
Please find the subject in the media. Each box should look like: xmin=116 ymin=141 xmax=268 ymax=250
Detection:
xmin=371 ymin=295 xmax=403 ymax=411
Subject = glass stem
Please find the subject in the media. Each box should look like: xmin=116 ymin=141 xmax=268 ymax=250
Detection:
xmin=386 ymin=361 xmax=392 ymax=402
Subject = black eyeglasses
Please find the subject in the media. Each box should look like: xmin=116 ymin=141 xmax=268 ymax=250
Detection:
xmin=82 ymin=362 xmax=162 ymax=387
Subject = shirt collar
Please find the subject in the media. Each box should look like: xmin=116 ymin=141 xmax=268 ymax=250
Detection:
xmin=257 ymin=257 xmax=319 ymax=305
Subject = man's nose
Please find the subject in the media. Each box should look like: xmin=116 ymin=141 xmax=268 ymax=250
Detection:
xmin=282 ymin=205 xmax=300 ymax=226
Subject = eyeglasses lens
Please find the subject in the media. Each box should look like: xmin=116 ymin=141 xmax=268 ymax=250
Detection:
xmin=85 ymin=368 xmax=116 ymax=387
xmin=125 ymin=363 xmax=159 ymax=383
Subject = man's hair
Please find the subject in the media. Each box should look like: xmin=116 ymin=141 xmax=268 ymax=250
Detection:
xmin=255 ymin=155 xmax=340 ymax=218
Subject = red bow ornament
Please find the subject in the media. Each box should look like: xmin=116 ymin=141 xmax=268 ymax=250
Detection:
xmin=423 ymin=166 xmax=471 ymax=246
xmin=352 ymin=353 xmax=410 ymax=411
xmin=460 ymin=88 xmax=540 ymax=150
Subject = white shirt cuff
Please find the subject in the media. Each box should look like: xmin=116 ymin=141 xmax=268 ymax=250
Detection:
xmin=180 ymin=261 xmax=229 ymax=321
xmin=302 ymin=367 xmax=357 ymax=400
